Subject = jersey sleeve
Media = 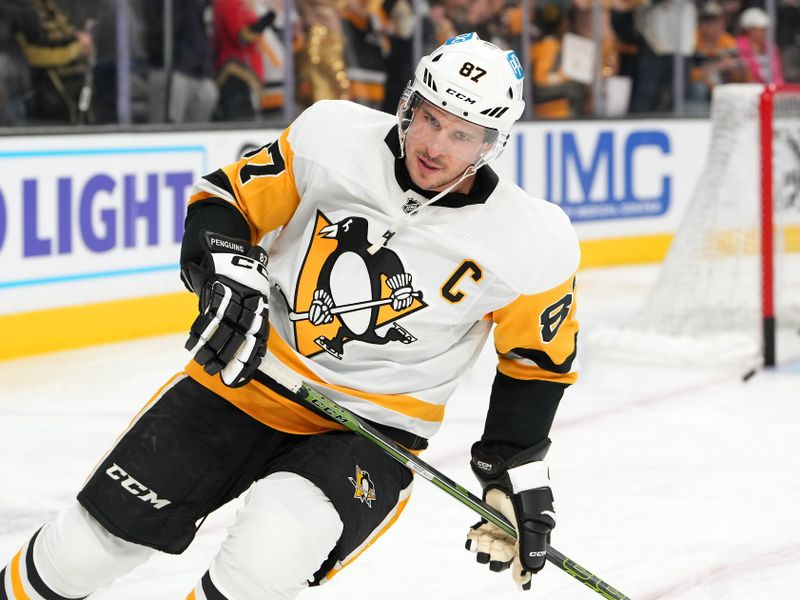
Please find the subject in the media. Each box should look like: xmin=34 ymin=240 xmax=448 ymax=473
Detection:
xmin=476 ymin=273 xmax=578 ymax=458
xmin=491 ymin=273 xmax=579 ymax=385
xmin=187 ymin=126 xmax=301 ymax=245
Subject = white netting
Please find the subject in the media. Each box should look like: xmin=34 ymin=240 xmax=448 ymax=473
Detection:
xmin=772 ymin=92 xmax=800 ymax=330
xmin=591 ymin=84 xmax=800 ymax=368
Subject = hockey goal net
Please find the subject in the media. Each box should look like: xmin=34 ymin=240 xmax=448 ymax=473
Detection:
xmin=592 ymin=84 xmax=800 ymax=369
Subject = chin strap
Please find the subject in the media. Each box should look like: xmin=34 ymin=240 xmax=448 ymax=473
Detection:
xmin=368 ymin=164 xmax=478 ymax=255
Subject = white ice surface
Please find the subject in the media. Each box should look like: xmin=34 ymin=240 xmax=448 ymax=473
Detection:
xmin=2 ymin=265 xmax=800 ymax=599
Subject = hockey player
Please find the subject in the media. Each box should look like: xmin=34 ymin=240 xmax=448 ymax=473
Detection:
xmin=1 ymin=32 xmax=579 ymax=598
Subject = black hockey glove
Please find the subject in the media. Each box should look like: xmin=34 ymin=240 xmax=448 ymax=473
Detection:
xmin=183 ymin=232 xmax=270 ymax=387
xmin=465 ymin=440 xmax=555 ymax=591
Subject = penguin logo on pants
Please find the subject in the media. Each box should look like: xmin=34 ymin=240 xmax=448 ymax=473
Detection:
xmin=290 ymin=210 xmax=426 ymax=359
xmin=348 ymin=465 xmax=377 ymax=507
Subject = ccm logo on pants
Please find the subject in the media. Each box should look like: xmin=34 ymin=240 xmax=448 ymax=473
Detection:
xmin=105 ymin=463 xmax=172 ymax=509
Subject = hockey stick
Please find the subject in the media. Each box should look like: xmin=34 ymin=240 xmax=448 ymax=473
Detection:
xmin=289 ymin=291 xmax=423 ymax=322
xmin=263 ymin=356 xmax=632 ymax=600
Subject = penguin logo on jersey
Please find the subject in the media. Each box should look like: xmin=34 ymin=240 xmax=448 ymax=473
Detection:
xmin=289 ymin=210 xmax=427 ymax=359
xmin=349 ymin=465 xmax=377 ymax=507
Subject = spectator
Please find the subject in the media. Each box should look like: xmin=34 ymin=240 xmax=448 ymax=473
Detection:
xmin=736 ymin=7 xmax=784 ymax=84
xmin=610 ymin=0 xmax=644 ymax=86
xmin=0 ymin=6 xmax=30 ymax=126
xmin=58 ymin=0 xmax=100 ymax=33
xmin=491 ymin=0 xmax=527 ymax=56
xmin=687 ymin=1 xmax=745 ymax=113
xmin=422 ymin=0 xmax=457 ymax=54
xmin=295 ymin=0 xmax=350 ymax=105
xmin=477 ymin=0 xmax=515 ymax=49
xmin=464 ymin=0 xmax=494 ymax=40
xmin=212 ymin=0 xmax=277 ymax=121
xmin=91 ymin=0 xmax=150 ymax=124
xmin=530 ymin=4 xmax=587 ymax=119
xmin=720 ymin=0 xmax=743 ymax=34
xmin=630 ymin=0 xmax=696 ymax=113
xmin=8 ymin=0 xmax=93 ymax=125
xmin=443 ymin=0 xmax=471 ymax=33
xmin=381 ymin=0 xmax=415 ymax=113
xmin=142 ymin=0 xmax=218 ymax=123
xmin=572 ymin=0 xmax=619 ymax=81
xmin=777 ymin=0 xmax=800 ymax=82
xmin=254 ymin=2 xmax=288 ymax=119
xmin=342 ymin=0 xmax=389 ymax=109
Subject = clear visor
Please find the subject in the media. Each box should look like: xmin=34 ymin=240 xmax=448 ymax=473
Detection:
xmin=400 ymin=94 xmax=500 ymax=166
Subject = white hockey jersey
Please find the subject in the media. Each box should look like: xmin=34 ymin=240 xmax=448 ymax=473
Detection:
xmin=186 ymin=100 xmax=580 ymax=441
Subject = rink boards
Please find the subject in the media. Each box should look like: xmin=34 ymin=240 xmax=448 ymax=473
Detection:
xmin=0 ymin=119 xmax=711 ymax=358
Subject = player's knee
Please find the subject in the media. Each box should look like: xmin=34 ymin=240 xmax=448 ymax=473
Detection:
xmin=210 ymin=473 xmax=343 ymax=599
xmin=33 ymin=501 xmax=154 ymax=596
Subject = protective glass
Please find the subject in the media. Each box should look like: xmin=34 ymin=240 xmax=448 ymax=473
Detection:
xmin=401 ymin=94 xmax=500 ymax=166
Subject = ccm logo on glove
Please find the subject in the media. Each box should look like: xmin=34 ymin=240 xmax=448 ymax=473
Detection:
xmin=230 ymin=254 xmax=268 ymax=276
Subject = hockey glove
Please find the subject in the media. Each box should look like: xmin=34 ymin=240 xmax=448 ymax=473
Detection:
xmin=465 ymin=440 xmax=555 ymax=591
xmin=183 ymin=232 xmax=270 ymax=387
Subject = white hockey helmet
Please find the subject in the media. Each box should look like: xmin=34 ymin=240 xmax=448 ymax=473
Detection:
xmin=397 ymin=32 xmax=526 ymax=169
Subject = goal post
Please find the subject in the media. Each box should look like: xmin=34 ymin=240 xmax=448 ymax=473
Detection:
xmin=591 ymin=84 xmax=800 ymax=370
xmin=760 ymin=84 xmax=800 ymax=366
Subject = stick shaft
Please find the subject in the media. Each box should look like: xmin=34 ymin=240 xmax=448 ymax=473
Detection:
xmin=263 ymin=357 xmax=631 ymax=600
xmin=289 ymin=297 xmax=392 ymax=321
xmin=289 ymin=291 xmax=422 ymax=321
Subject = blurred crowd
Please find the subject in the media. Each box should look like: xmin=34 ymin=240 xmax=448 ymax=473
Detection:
xmin=0 ymin=0 xmax=798 ymax=128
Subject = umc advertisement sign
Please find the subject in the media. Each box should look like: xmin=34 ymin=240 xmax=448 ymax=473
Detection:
xmin=514 ymin=121 xmax=707 ymax=227
xmin=543 ymin=129 xmax=671 ymax=221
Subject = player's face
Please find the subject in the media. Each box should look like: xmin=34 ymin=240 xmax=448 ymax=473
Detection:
xmin=404 ymin=101 xmax=491 ymax=193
